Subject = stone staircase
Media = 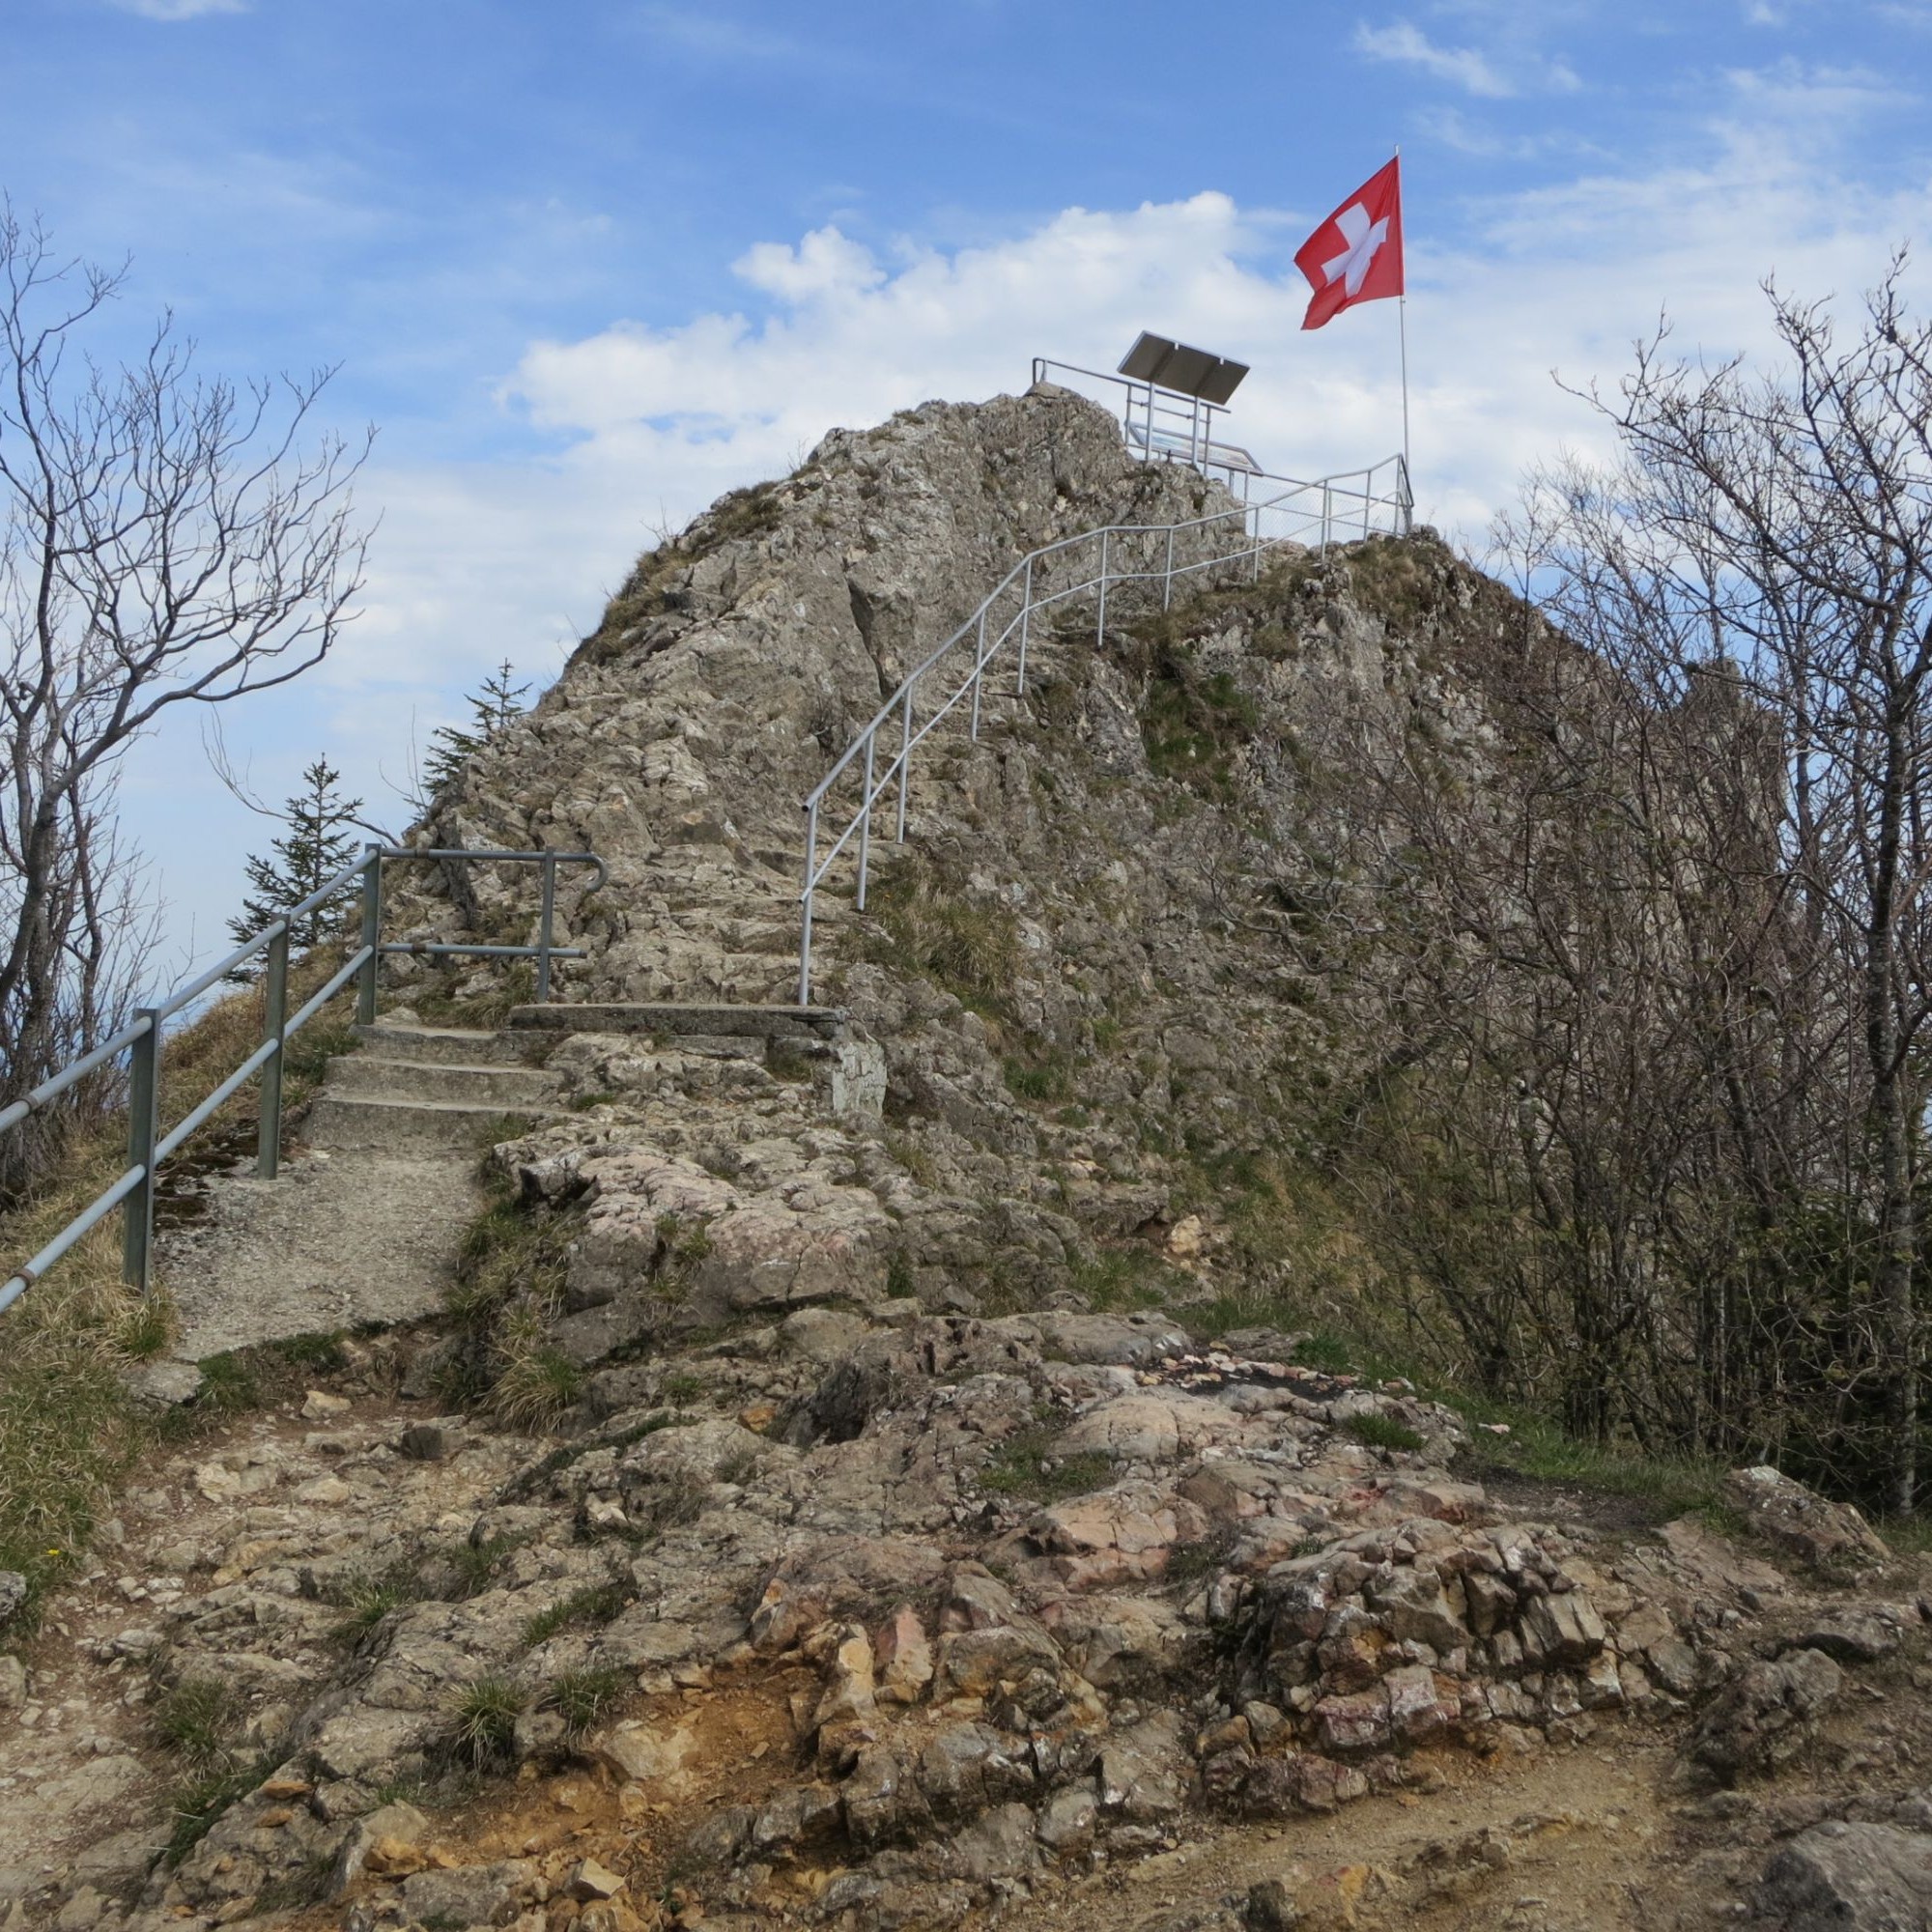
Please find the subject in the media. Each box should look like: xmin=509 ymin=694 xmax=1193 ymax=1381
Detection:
xmin=301 ymin=1003 xmax=853 ymax=1153
xmin=303 ymin=1023 xmax=565 ymax=1151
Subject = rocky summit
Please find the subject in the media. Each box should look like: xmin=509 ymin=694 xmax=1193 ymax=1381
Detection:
xmin=9 ymin=385 xmax=1932 ymax=1932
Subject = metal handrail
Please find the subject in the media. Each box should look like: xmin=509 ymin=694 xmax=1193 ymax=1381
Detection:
xmin=0 ymin=842 xmax=606 ymax=1313
xmin=795 ymin=452 xmax=1412 ymax=1003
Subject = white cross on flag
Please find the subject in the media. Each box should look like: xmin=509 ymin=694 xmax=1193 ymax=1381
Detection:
xmin=1293 ymin=157 xmax=1404 ymax=330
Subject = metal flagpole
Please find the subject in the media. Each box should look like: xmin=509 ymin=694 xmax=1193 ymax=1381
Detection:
xmin=1395 ymin=144 xmax=1410 ymax=488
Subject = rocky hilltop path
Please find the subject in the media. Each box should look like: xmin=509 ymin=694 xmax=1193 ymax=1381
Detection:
xmin=13 ymin=390 xmax=1932 ymax=1932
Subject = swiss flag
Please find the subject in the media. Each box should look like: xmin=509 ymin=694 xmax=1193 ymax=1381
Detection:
xmin=1294 ymin=157 xmax=1404 ymax=330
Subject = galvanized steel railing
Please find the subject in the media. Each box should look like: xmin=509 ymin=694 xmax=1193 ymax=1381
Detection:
xmin=795 ymin=456 xmax=1411 ymax=1003
xmin=0 ymin=842 xmax=605 ymax=1312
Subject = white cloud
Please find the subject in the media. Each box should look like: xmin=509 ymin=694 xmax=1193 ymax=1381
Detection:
xmin=107 ymin=0 xmax=247 ymax=18
xmin=1355 ymin=20 xmax=1517 ymax=97
xmin=1719 ymin=57 xmax=1915 ymax=122
xmin=733 ymin=226 xmax=886 ymax=304
xmin=1354 ymin=17 xmax=1582 ymax=98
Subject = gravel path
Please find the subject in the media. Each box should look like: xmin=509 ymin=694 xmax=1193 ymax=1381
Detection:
xmin=156 ymin=1144 xmax=476 ymax=1361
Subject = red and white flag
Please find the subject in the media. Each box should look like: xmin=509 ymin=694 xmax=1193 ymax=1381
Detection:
xmin=1294 ymin=157 xmax=1404 ymax=330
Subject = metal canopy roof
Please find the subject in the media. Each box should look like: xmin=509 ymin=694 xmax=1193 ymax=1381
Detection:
xmin=1117 ymin=331 xmax=1250 ymax=406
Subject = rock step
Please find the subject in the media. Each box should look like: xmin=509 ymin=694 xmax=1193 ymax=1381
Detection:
xmin=354 ymin=1023 xmax=530 ymax=1067
xmin=323 ymin=1056 xmax=562 ymax=1107
xmin=665 ymin=1033 xmax=773 ymax=1062
xmin=508 ymin=1001 xmax=843 ymax=1041
xmin=302 ymin=1093 xmax=557 ymax=1151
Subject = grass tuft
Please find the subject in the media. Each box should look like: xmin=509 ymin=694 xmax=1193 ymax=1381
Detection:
xmin=165 ymin=1761 xmax=263 ymax=1867
xmin=153 ymin=1677 xmax=236 ymax=1769
xmin=0 ymin=1264 xmax=156 ymax=1620
xmin=520 ymin=1579 xmax=631 ymax=1648
xmin=979 ymin=1421 xmax=1113 ymax=1503
xmin=448 ymin=1675 xmax=526 ymax=1768
xmin=1346 ymin=1412 xmax=1426 ymax=1454
xmin=490 ymin=1313 xmax=583 ymax=1431
xmin=544 ymin=1666 xmax=628 ymax=1739
xmin=859 ymin=855 xmax=1022 ymax=1015
xmin=195 ymin=1351 xmax=261 ymax=1414
xmin=1069 ymin=1245 xmax=1179 ymax=1314
xmin=332 ymin=1573 xmax=421 ymax=1640
xmin=117 ymin=1293 xmax=176 ymax=1362
xmin=443 ymin=1532 xmax=522 ymax=1600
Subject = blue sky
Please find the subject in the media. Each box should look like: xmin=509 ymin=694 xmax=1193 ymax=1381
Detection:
xmin=7 ymin=0 xmax=1932 ymax=972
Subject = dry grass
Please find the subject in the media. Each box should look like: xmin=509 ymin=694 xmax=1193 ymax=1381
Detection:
xmin=0 ymin=945 xmax=361 ymax=1622
xmin=489 ymin=1305 xmax=583 ymax=1431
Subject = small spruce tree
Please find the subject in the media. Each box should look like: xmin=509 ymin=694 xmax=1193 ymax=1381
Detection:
xmin=420 ymin=660 xmax=531 ymax=801
xmin=229 ymin=757 xmax=364 ymax=956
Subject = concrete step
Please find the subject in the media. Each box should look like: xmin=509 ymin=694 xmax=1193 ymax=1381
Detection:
xmin=324 ymin=1056 xmax=562 ymax=1107
xmin=301 ymin=1093 xmax=557 ymax=1152
xmin=355 ymin=1023 xmax=528 ymax=1066
xmin=508 ymin=1001 xmax=843 ymax=1042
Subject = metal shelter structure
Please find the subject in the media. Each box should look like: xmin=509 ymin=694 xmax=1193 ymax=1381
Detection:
xmin=795 ymin=350 xmax=1413 ymax=1004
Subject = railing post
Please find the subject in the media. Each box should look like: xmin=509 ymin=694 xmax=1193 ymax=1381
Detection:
xmin=1321 ymin=484 xmax=1332 ymax=557
xmin=856 ymin=731 xmax=876 ymax=910
xmin=798 ymin=800 xmax=818 ymax=1007
xmin=1096 ymin=530 xmax=1109 ymax=643
xmin=122 ymin=1010 xmax=160 ymax=1295
xmin=970 ymin=609 xmax=987 ymax=741
xmin=256 ymin=927 xmax=289 ymax=1179
xmin=1015 ymin=556 xmax=1033 ymax=696
xmin=534 ymin=854 xmax=559 ymax=1003
xmin=356 ymin=845 xmax=382 ymax=1026
xmin=895 ymin=681 xmax=915 ymax=842
xmin=1163 ymin=527 xmax=1175 ymax=611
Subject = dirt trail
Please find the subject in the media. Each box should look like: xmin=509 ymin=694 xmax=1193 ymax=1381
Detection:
xmin=1006 ymin=1740 xmax=1679 ymax=1930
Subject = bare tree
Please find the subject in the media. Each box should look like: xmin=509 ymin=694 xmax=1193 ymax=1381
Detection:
xmin=1350 ymin=267 xmax=1932 ymax=1507
xmin=1560 ymin=267 xmax=1932 ymax=1511
xmin=0 ymin=202 xmax=371 ymax=1195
